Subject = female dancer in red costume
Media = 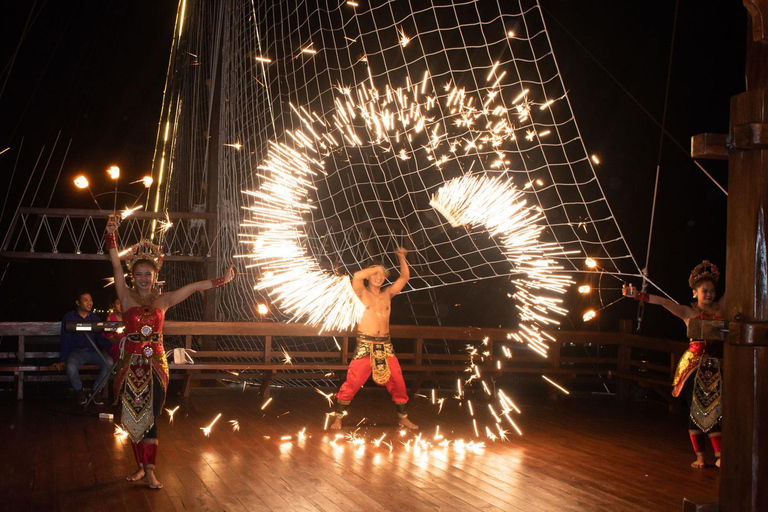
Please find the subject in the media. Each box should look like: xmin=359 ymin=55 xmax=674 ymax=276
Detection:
xmin=623 ymin=260 xmax=725 ymax=468
xmin=105 ymin=215 xmax=234 ymax=489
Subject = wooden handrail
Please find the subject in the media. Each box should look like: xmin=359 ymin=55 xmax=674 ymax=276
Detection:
xmin=0 ymin=321 xmax=689 ymax=400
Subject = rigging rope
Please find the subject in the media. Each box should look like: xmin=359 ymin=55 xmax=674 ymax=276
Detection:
xmin=637 ymin=0 xmax=680 ymax=331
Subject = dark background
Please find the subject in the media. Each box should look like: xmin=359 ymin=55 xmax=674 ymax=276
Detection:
xmin=0 ymin=1 xmax=743 ymax=339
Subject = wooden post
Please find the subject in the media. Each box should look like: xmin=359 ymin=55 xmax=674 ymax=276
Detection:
xmin=16 ymin=335 xmax=25 ymax=400
xmin=693 ymin=4 xmax=768 ymax=509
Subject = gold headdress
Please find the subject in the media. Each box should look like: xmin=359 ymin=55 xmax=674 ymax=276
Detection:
xmin=126 ymin=239 xmax=164 ymax=272
xmin=688 ymin=260 xmax=719 ymax=288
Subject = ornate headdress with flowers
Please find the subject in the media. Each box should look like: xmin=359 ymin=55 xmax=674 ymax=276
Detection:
xmin=688 ymin=260 xmax=720 ymax=288
xmin=126 ymin=239 xmax=164 ymax=272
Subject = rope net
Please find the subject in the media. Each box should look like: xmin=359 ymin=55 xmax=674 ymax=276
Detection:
xmin=153 ymin=0 xmax=643 ymax=379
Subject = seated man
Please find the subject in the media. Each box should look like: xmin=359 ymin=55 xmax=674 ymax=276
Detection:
xmin=53 ymin=292 xmax=112 ymax=405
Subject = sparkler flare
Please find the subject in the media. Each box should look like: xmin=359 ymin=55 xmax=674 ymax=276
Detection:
xmin=542 ymin=375 xmax=570 ymax=395
xmin=585 ymin=257 xmax=598 ymax=268
xmin=200 ymin=413 xmax=222 ymax=436
xmin=577 ymin=285 xmax=591 ymax=294
xmin=256 ymin=303 xmax=269 ymax=315
xmin=121 ymin=205 xmax=143 ymax=219
xmin=582 ymin=309 xmax=597 ymax=322
xmin=107 ymin=166 xmax=120 ymax=179
xmin=165 ymin=405 xmax=180 ymax=425
xmin=114 ymin=425 xmax=129 ymax=438
xmin=74 ymin=176 xmax=89 ymax=189
xmin=314 ymin=388 xmax=335 ymax=407
xmin=230 ymin=419 xmax=240 ymax=432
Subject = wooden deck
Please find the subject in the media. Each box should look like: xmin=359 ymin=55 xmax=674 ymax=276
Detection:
xmin=0 ymin=385 xmax=719 ymax=511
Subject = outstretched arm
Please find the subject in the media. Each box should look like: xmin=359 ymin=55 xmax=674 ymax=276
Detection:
xmin=156 ymin=266 xmax=235 ymax=310
xmin=387 ymin=247 xmax=410 ymax=296
xmin=623 ymin=283 xmax=696 ymax=323
xmin=105 ymin=215 xmax=128 ymax=305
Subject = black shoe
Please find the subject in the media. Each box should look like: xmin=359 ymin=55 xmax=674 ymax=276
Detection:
xmin=76 ymin=389 xmax=88 ymax=405
xmin=93 ymin=393 xmax=104 ymax=405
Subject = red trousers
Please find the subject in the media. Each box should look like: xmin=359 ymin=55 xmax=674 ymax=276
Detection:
xmin=336 ymin=356 xmax=408 ymax=404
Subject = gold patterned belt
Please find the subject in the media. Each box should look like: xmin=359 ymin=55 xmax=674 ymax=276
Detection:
xmin=126 ymin=333 xmax=161 ymax=343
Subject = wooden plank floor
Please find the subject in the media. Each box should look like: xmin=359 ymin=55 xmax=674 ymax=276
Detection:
xmin=0 ymin=385 xmax=719 ymax=511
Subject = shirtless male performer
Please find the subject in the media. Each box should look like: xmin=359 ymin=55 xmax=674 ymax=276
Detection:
xmin=331 ymin=247 xmax=418 ymax=430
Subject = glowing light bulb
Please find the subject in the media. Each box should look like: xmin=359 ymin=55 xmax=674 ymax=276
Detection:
xmin=74 ymin=176 xmax=89 ymax=189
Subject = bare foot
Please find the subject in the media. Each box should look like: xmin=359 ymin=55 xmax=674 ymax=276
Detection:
xmin=715 ymin=458 xmax=721 ymax=468
xmin=126 ymin=467 xmax=145 ymax=482
xmin=690 ymin=454 xmax=706 ymax=469
xmin=330 ymin=416 xmax=343 ymax=430
xmin=398 ymin=417 xmax=419 ymax=430
xmin=145 ymin=468 xmax=163 ymax=489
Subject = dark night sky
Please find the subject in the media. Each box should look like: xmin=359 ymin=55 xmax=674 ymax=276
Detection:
xmin=0 ymin=1 xmax=745 ymax=338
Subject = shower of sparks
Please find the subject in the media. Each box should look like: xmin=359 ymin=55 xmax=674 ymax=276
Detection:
xmin=314 ymin=388 xmax=335 ymax=407
xmin=430 ymin=175 xmax=573 ymax=354
xmin=260 ymin=397 xmax=273 ymax=410
xmin=281 ymin=347 xmax=293 ymax=365
xmin=157 ymin=211 xmax=173 ymax=233
xmin=165 ymin=405 xmax=180 ymax=425
xmin=201 ymin=413 xmax=222 ymax=436
xmin=241 ymin=60 xmax=566 ymax=331
xmin=134 ymin=176 xmax=153 ymax=188
xmin=230 ymin=419 xmax=240 ymax=432
xmin=398 ymin=29 xmax=411 ymax=47
xmin=542 ymin=375 xmax=570 ymax=395
xmin=121 ymin=205 xmax=143 ymax=219
xmin=114 ymin=425 xmax=129 ymax=438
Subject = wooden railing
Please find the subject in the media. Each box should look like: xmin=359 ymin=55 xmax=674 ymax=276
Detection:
xmin=0 ymin=321 xmax=689 ymax=400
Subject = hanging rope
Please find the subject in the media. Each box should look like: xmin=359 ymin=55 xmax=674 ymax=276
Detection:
xmin=637 ymin=0 xmax=680 ymax=332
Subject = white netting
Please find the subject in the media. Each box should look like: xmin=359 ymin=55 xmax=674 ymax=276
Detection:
xmin=153 ymin=0 xmax=643 ymax=361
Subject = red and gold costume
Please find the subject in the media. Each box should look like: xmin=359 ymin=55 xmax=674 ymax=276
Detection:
xmin=113 ymin=306 xmax=169 ymax=446
xmin=671 ymin=305 xmax=723 ymax=434
xmin=336 ymin=334 xmax=409 ymax=417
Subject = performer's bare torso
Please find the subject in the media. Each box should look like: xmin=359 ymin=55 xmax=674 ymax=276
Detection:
xmin=357 ymin=286 xmax=391 ymax=336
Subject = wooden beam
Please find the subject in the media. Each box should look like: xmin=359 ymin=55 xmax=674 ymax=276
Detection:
xmin=691 ymin=133 xmax=729 ymax=160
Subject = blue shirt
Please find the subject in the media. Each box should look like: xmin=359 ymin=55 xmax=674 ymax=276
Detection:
xmin=60 ymin=310 xmax=110 ymax=361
